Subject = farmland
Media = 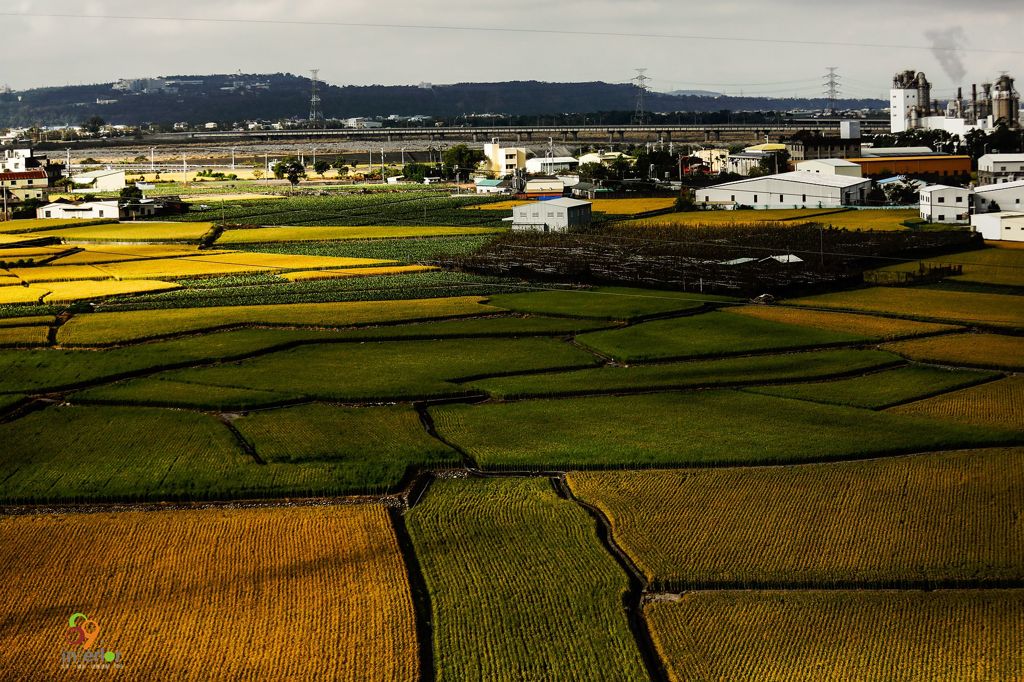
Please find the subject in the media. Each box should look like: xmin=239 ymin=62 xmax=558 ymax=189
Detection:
xmin=429 ymin=391 xmax=1017 ymax=470
xmin=216 ymin=224 xmax=502 ymax=244
xmin=871 ymin=245 xmax=1024 ymax=287
xmin=889 ymin=376 xmax=1024 ymax=431
xmin=279 ymin=264 xmax=438 ymax=281
xmin=646 ymin=590 xmax=1024 ymax=682
xmin=486 ymin=286 xmax=733 ymax=320
xmin=29 ymin=222 xmax=217 ymax=242
xmin=405 ymin=477 xmax=648 ymax=681
xmin=467 ymin=197 xmax=676 ymax=215
xmin=882 ymin=332 xmax=1024 ymax=370
xmin=726 ymin=303 xmax=959 ymax=339
xmin=567 ymin=448 xmax=1024 ymax=588
xmin=0 ymin=506 xmax=418 ymax=681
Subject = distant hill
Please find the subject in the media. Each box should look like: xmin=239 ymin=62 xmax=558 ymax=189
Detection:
xmin=665 ymin=89 xmax=723 ymax=97
xmin=0 ymin=73 xmax=886 ymax=127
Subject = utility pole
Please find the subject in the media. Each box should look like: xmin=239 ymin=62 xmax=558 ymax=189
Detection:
xmin=264 ymin=152 xmax=269 ymax=186
xmin=182 ymin=153 xmax=187 ymax=186
xmin=230 ymin=147 xmax=236 ymax=171
xmin=308 ymin=68 xmax=323 ymax=128
xmin=150 ymin=146 xmax=155 ymax=173
xmin=823 ymin=67 xmax=841 ymax=116
xmin=632 ymin=68 xmax=650 ymax=125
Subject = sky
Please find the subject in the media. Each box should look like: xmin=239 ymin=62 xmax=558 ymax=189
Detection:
xmin=4 ymin=0 xmax=1023 ymax=99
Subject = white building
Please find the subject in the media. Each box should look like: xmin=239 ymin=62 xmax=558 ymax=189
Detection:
xmin=483 ymin=142 xmax=527 ymax=177
xmin=37 ymin=200 xmax=120 ymax=220
xmin=577 ymin=151 xmax=633 ymax=167
xmin=71 ymin=169 xmax=126 ymax=192
xmin=970 ymin=212 xmax=1024 ymax=242
xmin=474 ymin=178 xmax=510 ymax=194
xmin=972 ymin=179 xmax=1024 ymax=214
xmin=978 ymin=154 xmax=1024 ymax=185
xmin=0 ymin=169 xmax=49 ymax=204
xmin=523 ymin=176 xmax=564 ymax=196
xmin=525 ymin=156 xmax=579 ymax=175
xmin=796 ymin=159 xmax=862 ymax=178
xmin=0 ymin=148 xmax=34 ymax=172
xmin=511 ymin=198 xmax=592 ymax=233
xmin=698 ymin=171 xmax=871 ymax=209
xmin=918 ymin=184 xmax=969 ymax=224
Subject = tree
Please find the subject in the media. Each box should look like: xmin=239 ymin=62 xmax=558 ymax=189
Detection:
xmin=119 ymin=185 xmax=143 ymax=202
xmin=402 ymin=163 xmax=429 ymax=183
xmin=284 ymin=162 xmax=306 ymax=187
xmin=313 ymin=160 xmax=330 ymax=177
xmin=252 ymin=167 xmax=264 ymax=181
xmin=577 ymin=162 xmax=609 ymax=181
xmin=82 ymin=116 xmax=105 ymax=134
xmin=881 ymin=179 xmax=920 ymax=206
xmin=442 ymin=144 xmax=485 ymax=180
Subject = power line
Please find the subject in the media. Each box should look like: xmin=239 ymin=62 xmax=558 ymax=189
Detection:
xmin=823 ymin=67 xmax=841 ymax=115
xmin=632 ymin=69 xmax=650 ymax=125
xmin=308 ymin=68 xmax=323 ymax=128
xmin=2 ymin=11 xmax=1022 ymax=55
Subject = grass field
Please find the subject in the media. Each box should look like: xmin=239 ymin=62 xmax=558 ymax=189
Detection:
xmin=646 ymin=590 xmax=1024 ymax=682
xmin=405 ymin=477 xmax=647 ymax=681
xmin=743 ymin=364 xmax=999 ymax=409
xmin=470 ymin=349 xmax=902 ymax=399
xmin=216 ymin=225 xmax=502 ymax=244
xmin=576 ymin=311 xmax=867 ymax=361
xmin=32 ymin=222 xmax=217 ymax=242
xmin=787 ymin=287 xmax=1024 ymax=329
xmin=726 ymin=304 xmax=958 ymax=339
xmin=430 ymin=391 xmax=1017 ymax=470
xmin=143 ymin=337 xmax=600 ymax=403
xmin=279 ymin=265 xmax=437 ymax=282
xmin=889 ymin=376 xmax=1024 ymax=431
xmin=57 ymin=296 xmax=494 ymax=344
xmin=882 ymin=333 xmax=1024 ymax=370
xmin=0 ymin=505 xmax=418 ymax=681
xmin=872 ymin=246 xmax=1024 ymax=287
xmin=487 ymin=286 xmax=732 ymax=321
xmin=568 ymin=448 xmax=1024 ymax=588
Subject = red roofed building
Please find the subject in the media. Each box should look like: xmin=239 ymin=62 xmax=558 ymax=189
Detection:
xmin=0 ymin=169 xmax=50 ymax=207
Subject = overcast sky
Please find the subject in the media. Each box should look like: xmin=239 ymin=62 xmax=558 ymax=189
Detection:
xmin=5 ymin=0 xmax=1023 ymax=99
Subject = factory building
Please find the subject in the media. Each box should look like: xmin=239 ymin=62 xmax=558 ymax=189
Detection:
xmin=970 ymin=212 xmax=1024 ymax=242
xmin=978 ymin=154 xmax=1024 ymax=185
xmin=698 ymin=172 xmax=871 ymax=209
xmin=845 ymin=155 xmax=971 ymax=181
xmin=972 ymin=179 xmax=1024 ymax=214
xmin=890 ymin=70 xmax=1019 ymax=135
xmin=918 ymin=185 xmax=969 ymax=224
xmin=796 ymin=159 xmax=862 ymax=178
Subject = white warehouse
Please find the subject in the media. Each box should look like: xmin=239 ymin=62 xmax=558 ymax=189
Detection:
xmin=972 ymin=180 xmax=1024 ymax=214
xmin=795 ymin=159 xmax=862 ymax=178
xmin=971 ymin=212 xmax=1024 ymax=242
xmin=698 ymin=171 xmax=871 ymax=209
xmin=511 ymin=197 xmax=592 ymax=233
xmin=978 ymin=154 xmax=1024 ymax=185
xmin=919 ymin=184 xmax=969 ymax=224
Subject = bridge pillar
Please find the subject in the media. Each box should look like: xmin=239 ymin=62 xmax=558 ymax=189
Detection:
xmin=472 ymin=132 xmax=481 ymax=142
xmin=618 ymin=130 xmax=625 ymax=141
xmin=571 ymin=130 xmax=579 ymax=140
xmin=713 ymin=130 xmax=721 ymax=141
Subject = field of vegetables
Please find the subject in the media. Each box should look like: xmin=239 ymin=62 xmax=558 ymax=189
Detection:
xmin=406 ymin=477 xmax=648 ymax=681
xmin=0 ymin=505 xmax=419 ymax=681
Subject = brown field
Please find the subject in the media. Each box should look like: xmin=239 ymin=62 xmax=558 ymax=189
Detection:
xmin=647 ymin=590 xmax=1024 ymax=682
xmin=567 ymin=448 xmax=1024 ymax=587
xmin=889 ymin=376 xmax=1023 ymax=431
xmin=788 ymin=287 xmax=1024 ymax=329
xmin=882 ymin=333 xmax=1024 ymax=371
xmin=727 ymin=304 xmax=958 ymax=340
xmin=0 ymin=505 xmax=418 ymax=681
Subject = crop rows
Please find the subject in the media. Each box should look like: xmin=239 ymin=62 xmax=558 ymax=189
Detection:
xmin=882 ymin=332 xmax=1024 ymax=371
xmin=889 ymin=376 xmax=1024 ymax=431
xmin=727 ymin=304 xmax=958 ymax=339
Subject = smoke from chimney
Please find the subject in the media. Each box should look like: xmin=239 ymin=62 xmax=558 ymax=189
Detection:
xmin=924 ymin=28 xmax=968 ymax=84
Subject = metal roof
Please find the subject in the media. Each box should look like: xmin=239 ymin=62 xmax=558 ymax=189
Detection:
xmin=920 ymin=184 xmax=967 ymax=193
xmin=541 ymin=197 xmax=591 ymax=208
xmin=974 ymin=179 xmax=1024 ymax=192
xmin=709 ymin=171 xmax=869 ymax=190
xmin=798 ymin=158 xmax=860 ymax=167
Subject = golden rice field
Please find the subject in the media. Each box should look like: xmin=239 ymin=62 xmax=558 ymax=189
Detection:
xmin=0 ymin=315 xmax=53 ymax=327
xmin=646 ymin=590 xmax=1024 ymax=682
xmin=0 ymin=246 xmax=71 ymax=261
xmin=216 ymin=225 xmax=502 ymax=244
xmin=70 ymin=253 xmax=391 ymax=281
xmin=42 ymin=279 xmax=181 ymax=304
xmin=0 ymin=506 xmax=418 ymax=681
xmin=788 ymin=287 xmax=1024 ymax=329
xmin=567 ymin=448 xmax=1024 ymax=587
xmin=0 ymin=324 xmax=50 ymax=346
xmin=872 ymin=246 xmax=1024 ymax=287
xmin=882 ymin=333 xmax=1024 ymax=371
xmin=57 ymin=295 xmax=495 ymax=344
xmin=0 ymin=274 xmax=24 ymax=286
xmin=800 ymin=208 xmax=920 ymax=231
xmin=89 ymin=258 xmax=265 ymax=281
xmin=52 ymin=245 xmax=235 ymax=265
xmin=280 ymin=265 xmax=438 ymax=282
xmin=726 ymin=304 xmax=958 ymax=340
xmin=187 ymin=252 xmax=393 ymax=270
xmin=629 ymin=208 xmax=840 ymax=227
xmin=0 ymin=286 xmax=50 ymax=305
xmin=0 ymin=217 xmax=117 ymax=232
xmin=30 ymin=222 xmax=217 ymax=242
xmin=889 ymin=376 xmax=1023 ymax=431
xmin=9 ymin=263 xmax=112 ymax=283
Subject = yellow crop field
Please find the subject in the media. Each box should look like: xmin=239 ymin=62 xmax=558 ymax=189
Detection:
xmin=0 ymin=286 xmax=49 ymax=305
xmin=0 ymin=217 xmax=117 ymax=232
xmin=0 ymin=246 xmax=71 ymax=261
xmin=33 ymin=222 xmax=216 ymax=242
xmin=800 ymin=208 xmax=920 ymax=231
xmin=727 ymin=304 xmax=958 ymax=340
xmin=93 ymin=258 xmax=271 ymax=281
xmin=216 ymin=225 xmax=502 ymax=244
xmin=0 ymin=325 xmax=50 ymax=346
xmin=788 ymin=287 xmax=1024 ymax=329
xmin=9 ymin=263 xmax=111 ymax=283
xmin=882 ymin=332 xmax=1024 ymax=370
xmin=0 ymin=315 xmax=53 ymax=327
xmin=629 ymin=208 xmax=841 ymax=227
xmin=0 ymin=505 xmax=418 ymax=681
xmin=189 ymin=252 xmax=393 ymax=270
xmin=890 ymin=376 xmax=1023 ymax=431
xmin=0 ymin=274 xmax=24 ymax=286
xmin=57 ymin=295 xmax=495 ymax=344
xmin=52 ymin=245 xmax=235 ymax=265
xmin=42 ymin=279 xmax=180 ymax=304
xmin=872 ymin=247 xmax=1024 ymax=287
xmin=647 ymin=590 xmax=1024 ymax=682
xmin=568 ymin=447 xmax=1024 ymax=588
xmin=281 ymin=265 xmax=439 ymax=282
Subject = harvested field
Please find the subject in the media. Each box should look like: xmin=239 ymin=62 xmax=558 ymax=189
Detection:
xmin=216 ymin=225 xmax=501 ymax=243
xmin=727 ymin=304 xmax=958 ymax=339
xmin=406 ymin=477 xmax=647 ymax=681
xmin=646 ymin=590 xmax=1024 ymax=682
xmin=0 ymin=505 xmax=418 ymax=681
xmin=568 ymin=448 xmax=1024 ymax=588
xmin=882 ymin=332 xmax=1024 ymax=370
xmin=889 ymin=376 xmax=1024 ymax=431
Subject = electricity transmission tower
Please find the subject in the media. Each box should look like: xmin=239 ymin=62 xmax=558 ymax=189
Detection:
xmin=823 ymin=67 xmax=841 ymax=116
xmin=309 ymin=68 xmax=324 ymax=127
xmin=632 ymin=68 xmax=650 ymax=125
